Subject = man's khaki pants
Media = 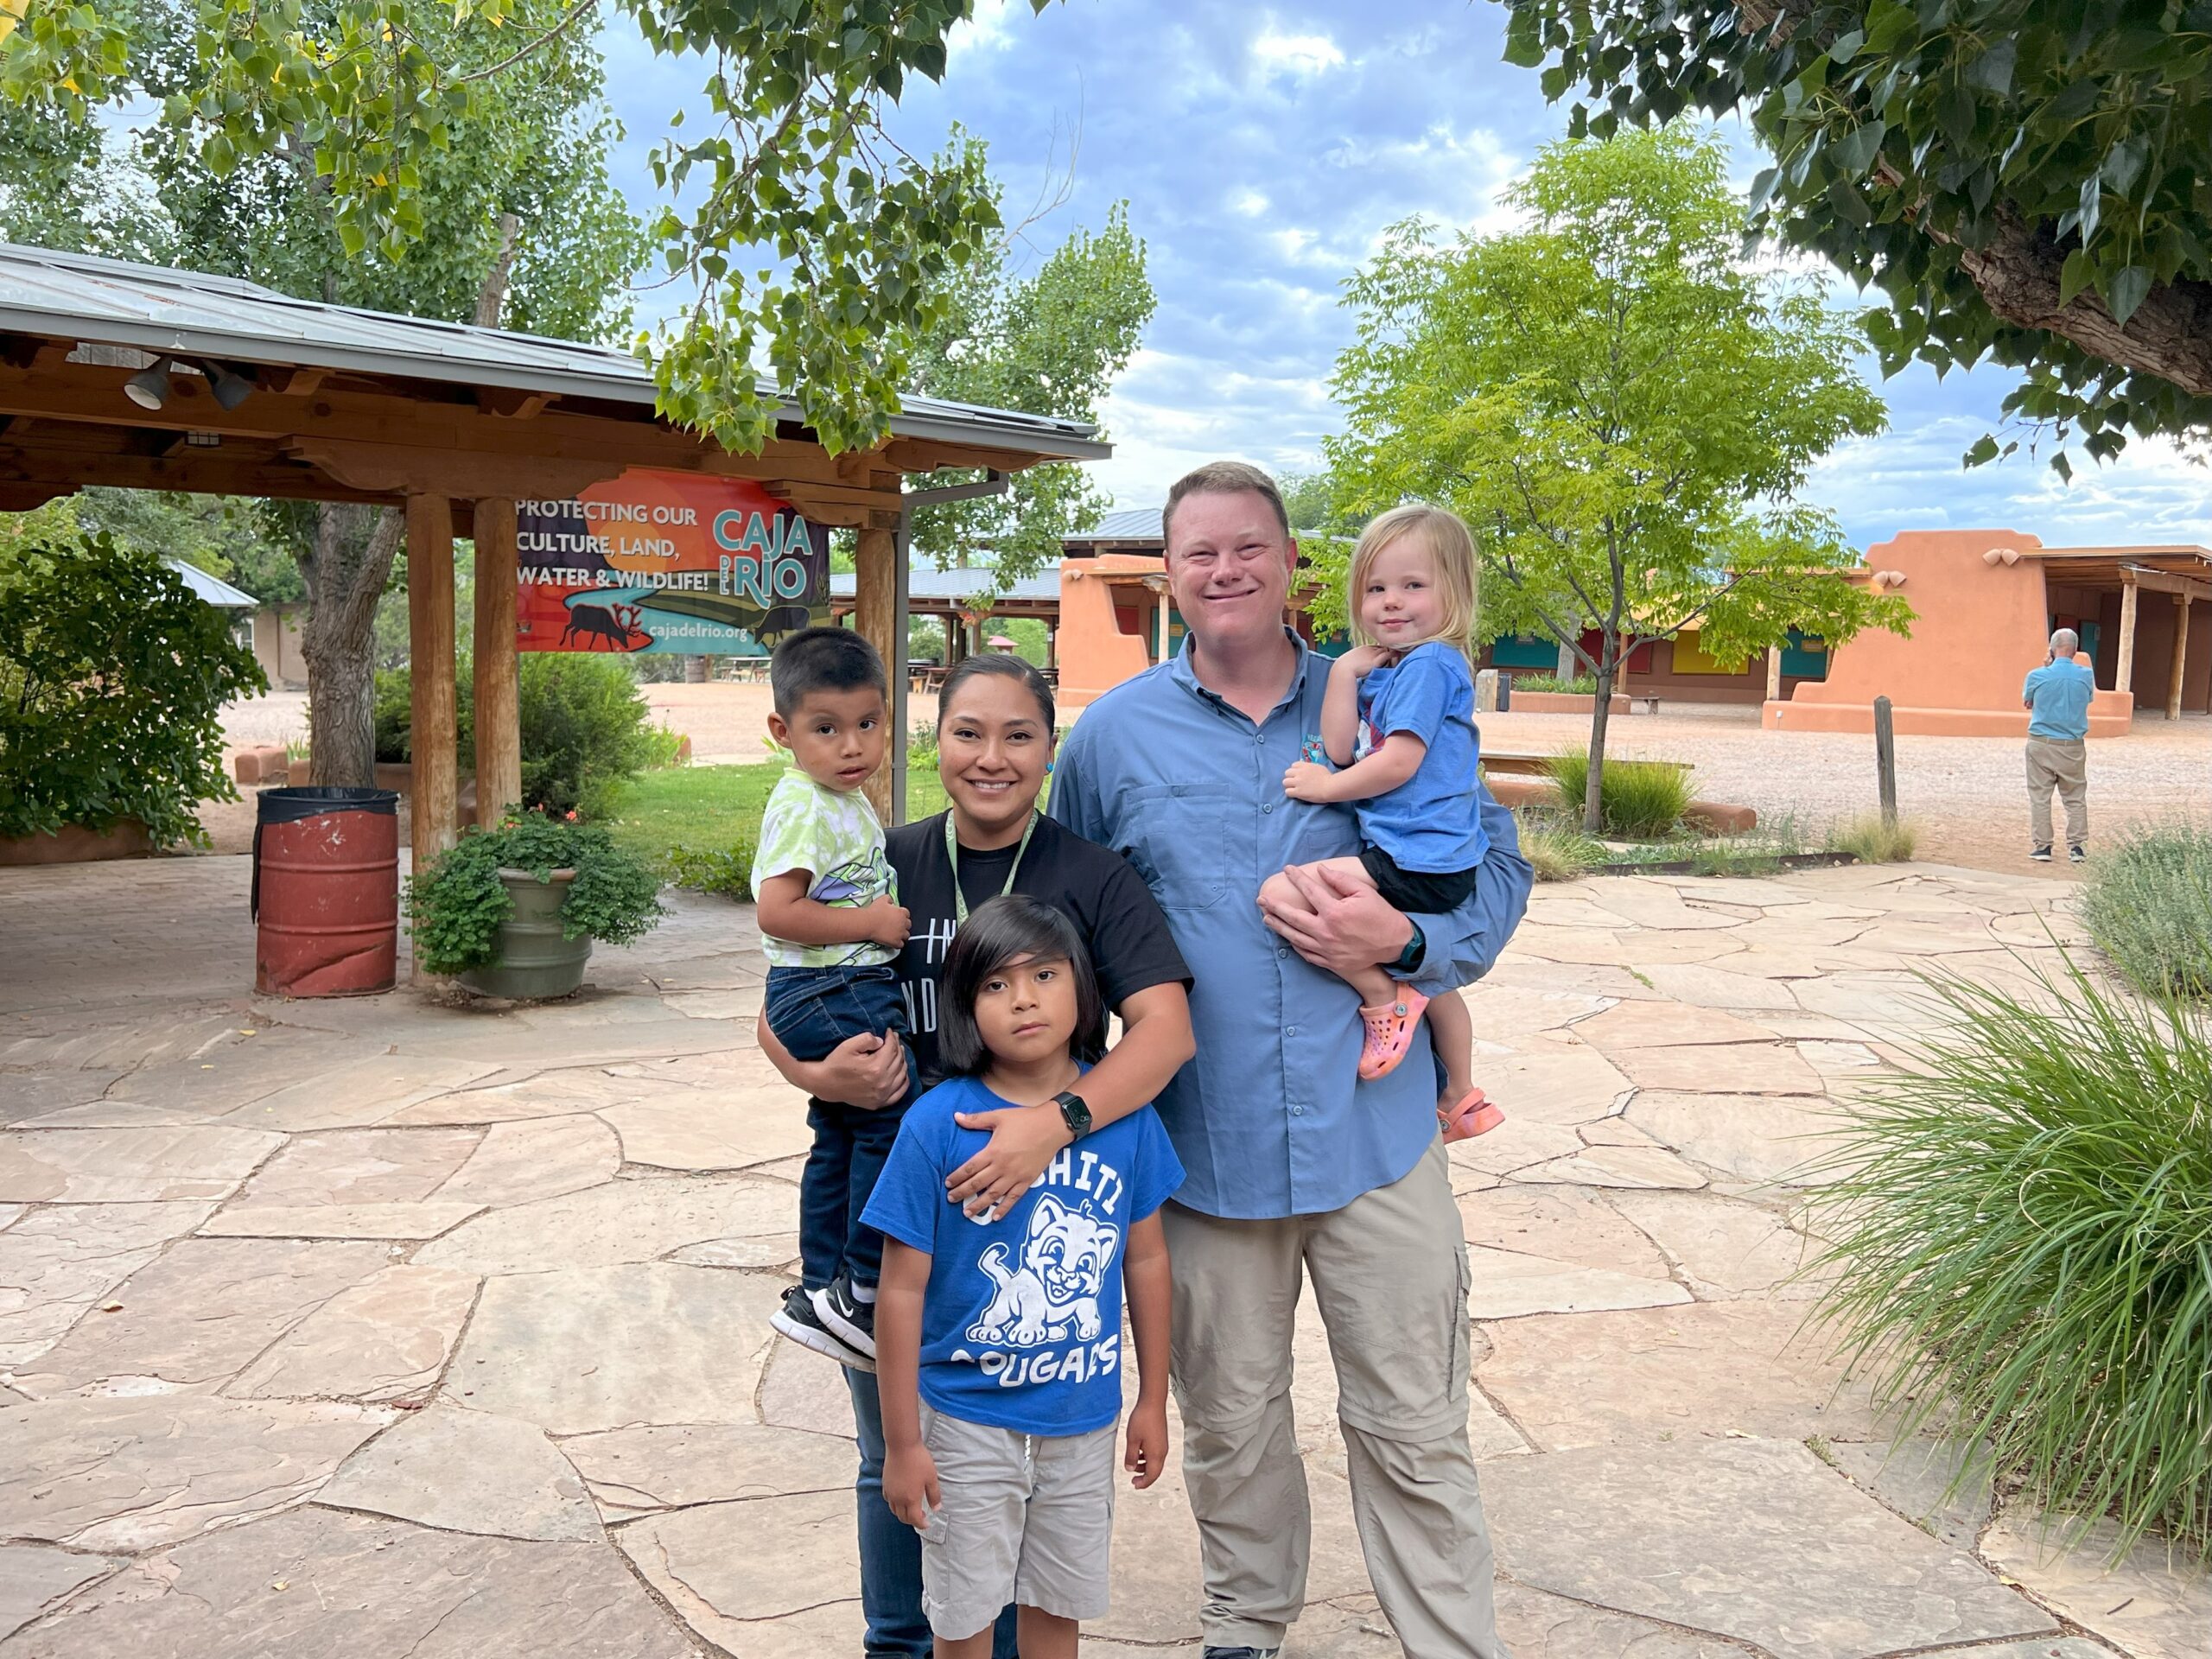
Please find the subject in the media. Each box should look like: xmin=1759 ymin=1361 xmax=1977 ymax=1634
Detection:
xmin=2025 ymin=736 xmax=2088 ymax=849
xmin=1160 ymin=1141 xmax=1508 ymax=1657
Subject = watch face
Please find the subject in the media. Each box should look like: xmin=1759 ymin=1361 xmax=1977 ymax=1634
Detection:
xmin=1057 ymin=1091 xmax=1092 ymax=1135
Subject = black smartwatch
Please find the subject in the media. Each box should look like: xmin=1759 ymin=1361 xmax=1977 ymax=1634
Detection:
xmin=1052 ymin=1089 xmax=1093 ymax=1141
xmin=1390 ymin=920 xmax=1427 ymax=975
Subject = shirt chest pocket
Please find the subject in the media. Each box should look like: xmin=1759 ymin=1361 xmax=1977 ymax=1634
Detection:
xmin=1122 ymin=784 xmax=1250 ymax=912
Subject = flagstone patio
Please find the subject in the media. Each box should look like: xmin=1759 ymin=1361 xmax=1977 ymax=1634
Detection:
xmin=0 ymin=856 xmax=2203 ymax=1658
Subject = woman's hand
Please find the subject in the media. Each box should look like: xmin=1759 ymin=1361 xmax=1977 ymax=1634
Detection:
xmin=947 ymin=1099 xmax=1072 ymax=1220
xmin=1124 ymin=1398 xmax=1170 ymax=1490
xmin=884 ymin=1441 xmax=940 ymax=1529
xmin=810 ymin=1029 xmax=910 ymax=1110
xmin=1281 ymin=760 xmax=1338 ymax=803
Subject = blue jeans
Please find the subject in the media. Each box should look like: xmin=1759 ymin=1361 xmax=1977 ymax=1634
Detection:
xmin=846 ymin=1369 xmax=1018 ymax=1658
xmin=766 ymin=963 xmax=917 ymax=1289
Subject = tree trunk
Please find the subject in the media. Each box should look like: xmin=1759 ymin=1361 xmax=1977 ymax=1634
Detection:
xmin=300 ymin=505 xmax=405 ymax=787
xmin=1583 ymin=645 xmax=1618 ymax=837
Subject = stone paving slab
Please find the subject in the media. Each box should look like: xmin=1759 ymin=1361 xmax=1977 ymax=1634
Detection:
xmin=1981 ymin=1516 xmax=2212 ymax=1659
xmin=0 ymin=1202 xmax=215 ymax=1365
xmin=0 ymin=1548 xmax=118 ymax=1643
xmin=0 ymin=1505 xmax=694 ymax=1658
xmin=416 ymin=1171 xmax=792 ymax=1275
xmin=0 ymin=1126 xmax=280 ymax=1203
xmin=0 ymin=1394 xmax=386 ymax=1550
xmin=226 ymin=1264 xmax=479 ymax=1403
xmin=198 ymin=1200 xmax=486 ymax=1239
xmin=319 ymin=1404 xmax=600 ymax=1541
xmin=1483 ymin=1439 xmax=2057 ymax=1659
xmin=561 ymin=1420 xmax=857 ymax=1516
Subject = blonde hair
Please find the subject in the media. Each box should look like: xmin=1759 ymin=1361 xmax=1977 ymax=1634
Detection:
xmin=1347 ymin=504 xmax=1479 ymax=656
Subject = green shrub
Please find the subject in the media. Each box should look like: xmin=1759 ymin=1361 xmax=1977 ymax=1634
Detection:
xmin=1517 ymin=815 xmax=1605 ymax=882
xmin=0 ymin=533 xmax=265 ymax=848
xmin=665 ymin=827 xmax=761 ymax=901
xmin=1545 ymin=749 xmax=1694 ymax=838
xmin=407 ymin=809 xmax=665 ymax=976
xmin=376 ymin=656 xmax=652 ymax=819
xmin=1827 ymin=813 xmax=1920 ymax=865
xmin=1513 ymin=671 xmax=1598 ymax=695
xmin=1809 ymin=960 xmax=2212 ymax=1554
xmin=640 ymin=722 xmax=689 ymax=771
xmin=2079 ymin=825 xmax=2212 ymax=998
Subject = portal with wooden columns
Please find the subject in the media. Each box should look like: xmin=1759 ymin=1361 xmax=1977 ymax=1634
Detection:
xmin=852 ymin=524 xmax=900 ymax=823
xmin=472 ymin=497 xmax=521 ymax=826
xmin=405 ymin=493 xmax=461 ymax=893
xmin=2169 ymin=594 xmax=2191 ymax=721
xmin=2115 ymin=580 xmax=2140 ymax=691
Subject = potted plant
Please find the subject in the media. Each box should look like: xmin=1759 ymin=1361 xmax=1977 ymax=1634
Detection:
xmin=406 ymin=810 xmax=665 ymax=999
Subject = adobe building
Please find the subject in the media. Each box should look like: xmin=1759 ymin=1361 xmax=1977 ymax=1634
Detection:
xmin=1765 ymin=529 xmax=2210 ymax=737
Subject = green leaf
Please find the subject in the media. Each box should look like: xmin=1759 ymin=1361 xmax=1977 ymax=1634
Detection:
xmin=1502 ymin=10 xmax=1547 ymax=68
xmin=2058 ymin=247 xmax=2094 ymax=308
xmin=1962 ymin=433 xmax=1999 ymax=466
xmin=2103 ymin=264 xmax=2152 ymax=325
xmin=1962 ymin=38 xmax=2016 ymax=95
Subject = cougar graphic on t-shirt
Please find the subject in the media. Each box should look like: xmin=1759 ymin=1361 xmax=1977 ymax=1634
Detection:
xmin=968 ymin=1195 xmax=1117 ymax=1348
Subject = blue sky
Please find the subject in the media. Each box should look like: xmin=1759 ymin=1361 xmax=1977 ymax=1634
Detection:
xmin=599 ymin=0 xmax=2210 ymax=554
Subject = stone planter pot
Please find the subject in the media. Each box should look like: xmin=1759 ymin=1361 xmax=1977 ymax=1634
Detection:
xmin=1503 ymin=690 xmax=1633 ymax=715
xmin=457 ymin=868 xmax=591 ymax=1000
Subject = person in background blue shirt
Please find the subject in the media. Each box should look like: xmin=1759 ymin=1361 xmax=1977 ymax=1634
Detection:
xmin=2021 ymin=627 xmax=2096 ymax=862
xmin=1050 ymin=462 xmax=1529 ymax=1659
xmin=867 ymin=895 xmax=1179 ymax=1659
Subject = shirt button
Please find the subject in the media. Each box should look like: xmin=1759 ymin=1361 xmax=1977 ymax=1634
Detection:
xmin=1292 ymin=1104 xmax=1305 ymax=1116
xmin=1276 ymin=947 xmax=1288 ymax=960
xmin=1262 ymin=803 xmax=1274 ymax=814
xmin=1286 ymin=1026 xmax=1297 ymax=1036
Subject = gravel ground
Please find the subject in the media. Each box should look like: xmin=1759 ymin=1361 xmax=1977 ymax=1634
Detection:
xmin=213 ymin=683 xmax=2209 ymax=878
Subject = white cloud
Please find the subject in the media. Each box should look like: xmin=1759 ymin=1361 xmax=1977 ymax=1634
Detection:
xmin=949 ymin=0 xmax=1021 ymax=60
xmin=1252 ymin=27 xmax=1345 ymax=79
xmin=1230 ymin=188 xmax=1271 ymax=218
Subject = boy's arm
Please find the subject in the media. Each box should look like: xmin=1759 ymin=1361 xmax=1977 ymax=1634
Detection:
xmin=755 ymin=870 xmax=908 ymax=950
xmin=876 ymin=1239 xmax=940 ymax=1527
xmin=1122 ymin=1211 xmax=1172 ymax=1490
xmin=1285 ymin=731 xmax=1427 ymax=804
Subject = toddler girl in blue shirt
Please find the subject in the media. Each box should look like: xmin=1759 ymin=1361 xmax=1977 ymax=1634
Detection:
xmin=1271 ymin=503 xmax=1504 ymax=1141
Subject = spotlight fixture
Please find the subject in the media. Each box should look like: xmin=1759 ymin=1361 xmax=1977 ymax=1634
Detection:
xmin=123 ymin=362 xmax=172 ymax=410
xmin=201 ymin=360 xmax=255 ymax=410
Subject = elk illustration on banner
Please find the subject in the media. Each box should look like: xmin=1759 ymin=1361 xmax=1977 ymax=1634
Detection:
xmin=517 ymin=470 xmax=830 ymax=656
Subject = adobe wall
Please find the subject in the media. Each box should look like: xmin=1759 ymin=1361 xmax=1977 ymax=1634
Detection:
xmin=1055 ymin=556 xmax=1158 ymax=709
xmin=1764 ymin=530 xmax=2135 ymax=737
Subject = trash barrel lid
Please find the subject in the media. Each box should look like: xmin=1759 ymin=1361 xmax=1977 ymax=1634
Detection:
xmin=257 ymin=786 xmax=401 ymax=824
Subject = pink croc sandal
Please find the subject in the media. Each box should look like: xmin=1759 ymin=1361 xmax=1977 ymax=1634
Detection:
xmin=1439 ymin=1087 xmax=1505 ymax=1142
xmin=1357 ymin=988 xmax=1430 ymax=1080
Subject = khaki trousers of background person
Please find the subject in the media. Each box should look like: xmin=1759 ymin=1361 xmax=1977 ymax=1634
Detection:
xmin=2025 ymin=736 xmax=2088 ymax=849
xmin=1159 ymin=1140 xmax=1508 ymax=1658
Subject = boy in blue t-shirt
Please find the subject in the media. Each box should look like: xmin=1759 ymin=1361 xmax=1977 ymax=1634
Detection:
xmin=863 ymin=895 xmax=1180 ymax=1657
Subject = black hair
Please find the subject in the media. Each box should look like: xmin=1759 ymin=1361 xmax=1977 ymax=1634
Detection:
xmin=937 ymin=652 xmax=1055 ymax=734
xmin=770 ymin=626 xmax=887 ymax=717
xmin=938 ymin=893 xmax=1105 ymax=1076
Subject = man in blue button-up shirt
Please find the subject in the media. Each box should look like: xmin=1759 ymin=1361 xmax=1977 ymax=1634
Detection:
xmin=2020 ymin=627 xmax=2095 ymax=861
xmin=1051 ymin=463 xmax=1529 ymax=1659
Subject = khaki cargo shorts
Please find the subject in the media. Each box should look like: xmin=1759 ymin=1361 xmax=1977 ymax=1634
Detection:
xmin=916 ymin=1402 xmax=1119 ymax=1640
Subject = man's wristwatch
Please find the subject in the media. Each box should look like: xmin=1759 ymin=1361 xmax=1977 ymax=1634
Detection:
xmin=1052 ymin=1089 xmax=1093 ymax=1141
xmin=1391 ymin=921 xmax=1427 ymax=975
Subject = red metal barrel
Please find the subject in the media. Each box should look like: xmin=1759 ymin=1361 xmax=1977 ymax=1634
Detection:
xmin=252 ymin=787 xmax=401 ymax=996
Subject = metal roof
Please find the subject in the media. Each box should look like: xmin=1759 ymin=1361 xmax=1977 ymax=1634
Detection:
xmin=0 ymin=243 xmax=1111 ymax=462
xmin=1068 ymin=506 xmax=1164 ymax=543
xmin=830 ymin=565 xmax=1059 ymax=605
xmin=168 ymin=557 xmax=257 ymax=608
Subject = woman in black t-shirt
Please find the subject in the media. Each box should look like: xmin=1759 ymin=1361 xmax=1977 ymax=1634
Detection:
xmin=756 ymin=653 xmax=1193 ymax=1659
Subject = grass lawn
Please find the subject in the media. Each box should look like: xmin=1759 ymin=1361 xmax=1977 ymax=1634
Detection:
xmin=606 ymin=757 xmax=950 ymax=880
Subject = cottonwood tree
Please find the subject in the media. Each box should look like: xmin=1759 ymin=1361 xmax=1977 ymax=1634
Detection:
xmin=0 ymin=0 xmax=645 ymax=785
xmin=2 ymin=0 xmax=1041 ymax=456
xmin=1328 ymin=127 xmax=1909 ymax=835
xmin=903 ymin=175 xmax=1154 ymax=582
xmin=1503 ymin=0 xmax=2212 ymax=476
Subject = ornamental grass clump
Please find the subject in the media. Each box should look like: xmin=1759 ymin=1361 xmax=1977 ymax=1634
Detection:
xmin=407 ymin=810 xmax=665 ymax=977
xmin=2078 ymin=824 xmax=2212 ymax=1000
xmin=1808 ymin=959 xmax=2212 ymax=1554
xmin=1545 ymin=749 xmax=1694 ymax=839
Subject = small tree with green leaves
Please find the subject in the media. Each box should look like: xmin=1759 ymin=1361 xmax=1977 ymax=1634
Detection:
xmin=1329 ymin=127 xmax=1910 ymax=834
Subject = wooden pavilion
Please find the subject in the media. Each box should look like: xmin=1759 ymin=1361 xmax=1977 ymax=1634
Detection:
xmin=0 ymin=244 xmax=1110 ymax=869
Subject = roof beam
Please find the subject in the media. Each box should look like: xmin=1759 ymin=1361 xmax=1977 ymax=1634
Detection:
xmin=283 ymin=438 xmax=630 ymax=501
xmin=475 ymin=385 xmax=556 ymax=419
xmin=0 ymin=443 xmax=394 ymax=505
xmin=2121 ymin=563 xmax=2212 ymax=601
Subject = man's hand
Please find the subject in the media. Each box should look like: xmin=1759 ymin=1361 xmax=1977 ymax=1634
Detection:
xmin=883 ymin=1441 xmax=939 ymax=1529
xmin=947 ymin=1099 xmax=1071 ymax=1220
xmin=1124 ymin=1397 xmax=1170 ymax=1490
xmin=814 ymin=1030 xmax=908 ymax=1110
xmin=1259 ymin=861 xmax=1414 ymax=978
xmin=864 ymin=897 xmax=912 ymax=950
xmin=1281 ymin=760 xmax=1338 ymax=804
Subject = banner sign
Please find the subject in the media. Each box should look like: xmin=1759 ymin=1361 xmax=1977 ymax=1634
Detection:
xmin=517 ymin=470 xmax=830 ymax=656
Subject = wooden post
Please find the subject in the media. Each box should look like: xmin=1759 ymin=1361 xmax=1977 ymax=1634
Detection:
xmin=1046 ymin=623 xmax=1057 ymax=672
xmin=2116 ymin=579 xmax=2139 ymax=691
xmin=1872 ymin=695 xmax=1897 ymax=829
xmin=854 ymin=523 xmax=899 ymax=824
xmin=1155 ymin=594 xmax=1170 ymax=663
xmin=1764 ymin=645 xmax=1783 ymax=702
xmin=472 ymin=497 xmax=521 ymax=827
xmin=406 ymin=493 xmax=460 ymax=889
xmin=2168 ymin=594 xmax=2190 ymax=720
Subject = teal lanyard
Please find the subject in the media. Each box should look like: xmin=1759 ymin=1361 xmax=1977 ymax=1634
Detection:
xmin=947 ymin=810 xmax=1039 ymax=925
